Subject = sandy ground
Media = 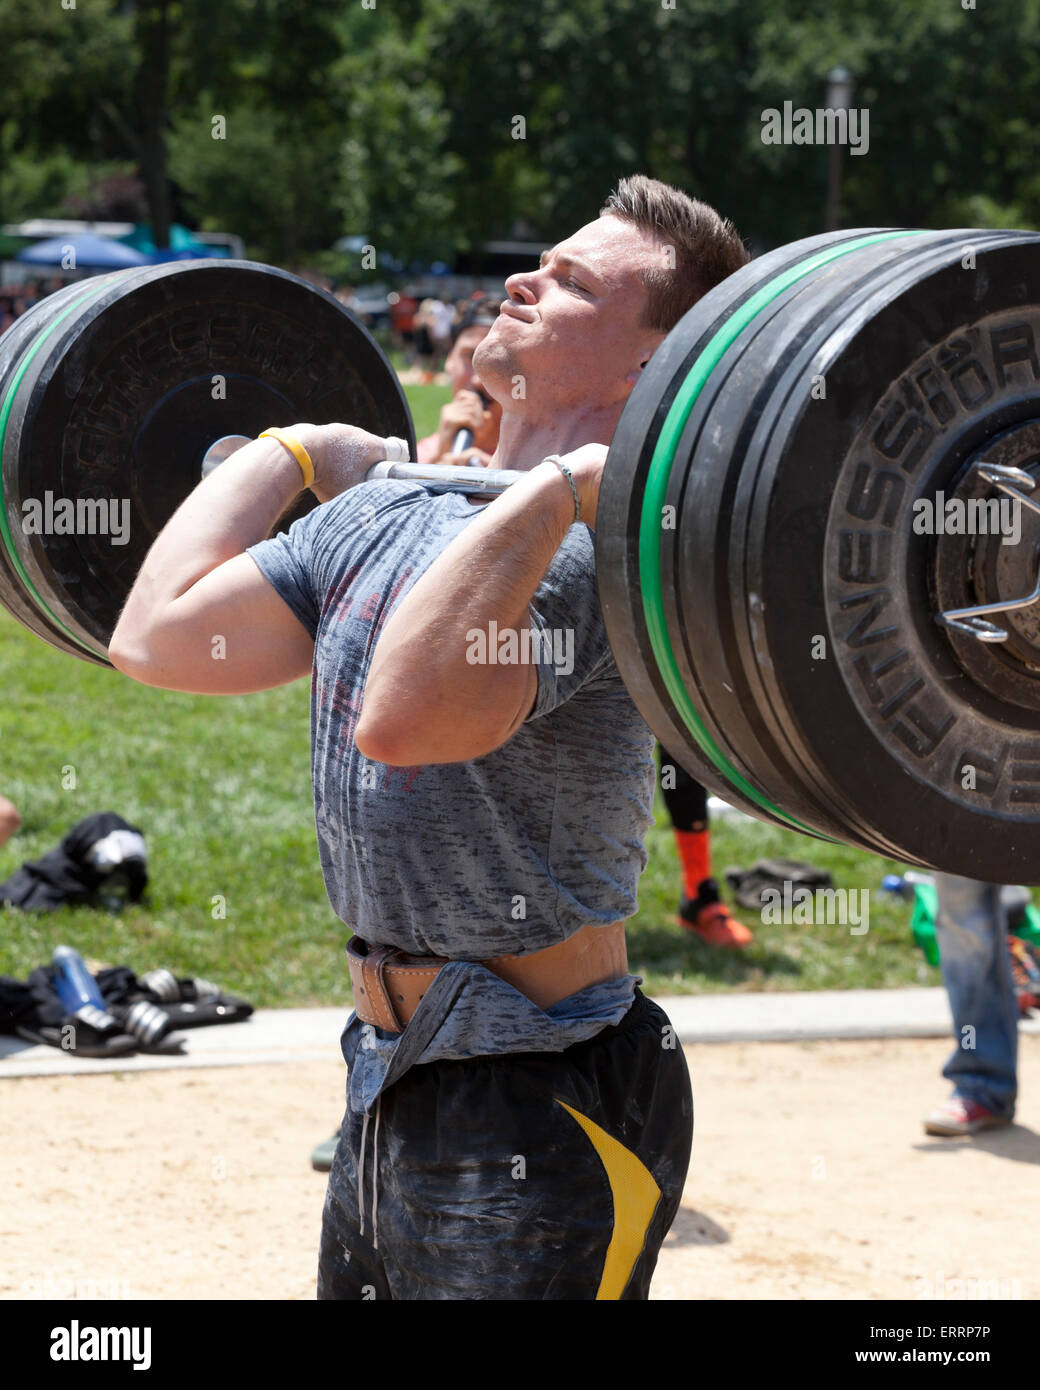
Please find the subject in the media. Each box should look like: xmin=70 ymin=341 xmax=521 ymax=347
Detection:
xmin=2 ymin=1035 xmax=1038 ymax=1301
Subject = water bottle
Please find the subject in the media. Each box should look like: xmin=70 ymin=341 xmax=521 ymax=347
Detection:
xmin=52 ymin=945 xmax=118 ymax=1030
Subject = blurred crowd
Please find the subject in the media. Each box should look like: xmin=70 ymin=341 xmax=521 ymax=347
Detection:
xmin=333 ymin=285 xmax=503 ymax=384
xmin=386 ymin=292 xmax=456 ymax=379
xmin=0 ymin=277 xmax=71 ymax=336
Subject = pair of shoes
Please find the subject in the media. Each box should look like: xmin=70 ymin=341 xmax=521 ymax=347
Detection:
xmin=923 ymin=1097 xmax=1012 ymax=1137
xmin=678 ymin=897 xmax=753 ymax=948
xmin=311 ymin=1130 xmax=340 ymax=1172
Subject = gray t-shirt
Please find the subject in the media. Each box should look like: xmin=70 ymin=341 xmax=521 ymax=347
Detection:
xmin=247 ymin=479 xmax=656 ymax=1113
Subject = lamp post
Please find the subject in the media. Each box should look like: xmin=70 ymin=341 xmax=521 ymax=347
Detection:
xmin=825 ymin=64 xmax=855 ymax=231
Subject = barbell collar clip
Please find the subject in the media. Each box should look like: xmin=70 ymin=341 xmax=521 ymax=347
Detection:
xmin=935 ymin=461 xmax=1040 ymax=642
xmin=936 ymin=573 xmax=1040 ymax=645
xmin=974 ymin=461 xmax=1040 ymax=518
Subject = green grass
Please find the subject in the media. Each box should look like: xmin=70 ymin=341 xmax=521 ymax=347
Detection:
xmin=631 ymin=812 xmax=940 ymax=995
xmin=0 ymin=600 xmax=942 ymax=1004
xmin=0 ymin=618 xmax=340 ymax=1007
xmin=0 ymin=380 xmax=943 ymax=1005
xmin=405 ymin=382 xmax=451 ymax=440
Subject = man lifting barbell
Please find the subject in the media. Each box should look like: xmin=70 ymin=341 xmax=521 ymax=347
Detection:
xmin=6 ymin=181 xmax=1040 ymax=1295
xmin=105 ymin=176 xmax=750 ymax=1299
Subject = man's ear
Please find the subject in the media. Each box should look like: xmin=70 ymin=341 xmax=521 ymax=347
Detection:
xmin=625 ymin=337 xmax=664 ymax=385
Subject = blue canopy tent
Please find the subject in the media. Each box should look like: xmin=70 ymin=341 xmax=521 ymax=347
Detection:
xmin=16 ymin=234 xmax=149 ymax=269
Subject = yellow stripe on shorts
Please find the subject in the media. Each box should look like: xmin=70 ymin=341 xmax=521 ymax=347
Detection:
xmin=555 ymin=1100 xmax=661 ymax=1300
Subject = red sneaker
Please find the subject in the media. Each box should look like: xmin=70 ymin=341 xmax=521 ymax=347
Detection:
xmin=923 ymin=1097 xmax=1012 ymax=1137
xmin=678 ymin=898 xmax=753 ymax=948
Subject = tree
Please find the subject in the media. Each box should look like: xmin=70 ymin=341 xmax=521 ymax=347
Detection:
xmin=0 ymin=0 xmax=135 ymax=224
xmin=3 ymin=0 xmax=1038 ymax=268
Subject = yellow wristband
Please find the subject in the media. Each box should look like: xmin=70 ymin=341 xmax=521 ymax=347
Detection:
xmin=258 ymin=428 xmax=315 ymax=489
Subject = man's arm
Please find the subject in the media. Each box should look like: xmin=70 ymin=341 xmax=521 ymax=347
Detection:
xmin=356 ymin=447 xmax=605 ymax=766
xmin=109 ymin=424 xmax=388 ymax=695
xmin=108 ymin=435 xmax=315 ymax=694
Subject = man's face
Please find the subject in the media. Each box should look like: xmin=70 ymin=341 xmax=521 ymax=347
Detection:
xmin=473 ymin=214 xmax=665 ymax=415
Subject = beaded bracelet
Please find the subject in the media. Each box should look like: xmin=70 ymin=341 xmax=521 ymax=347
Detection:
xmin=543 ymin=454 xmax=581 ymax=524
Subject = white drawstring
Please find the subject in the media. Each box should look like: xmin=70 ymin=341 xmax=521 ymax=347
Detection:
xmin=357 ymin=1108 xmax=370 ymax=1240
xmin=371 ymin=1094 xmax=382 ymax=1251
xmin=356 ymin=1094 xmax=383 ymax=1248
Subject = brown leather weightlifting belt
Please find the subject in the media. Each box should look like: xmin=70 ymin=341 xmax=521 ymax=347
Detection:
xmin=346 ymin=921 xmax=627 ymax=1034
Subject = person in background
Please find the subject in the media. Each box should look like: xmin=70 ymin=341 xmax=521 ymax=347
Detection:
xmin=388 ymin=291 xmax=418 ymax=365
xmin=413 ymin=299 xmax=439 ymax=381
xmin=429 ymin=296 xmax=456 ymax=359
xmin=0 ymin=797 xmax=21 ymax=850
xmin=657 ymin=748 xmax=751 ymax=948
xmin=416 ymin=298 xmax=503 ymax=467
xmin=924 ymin=875 xmax=1018 ymax=1136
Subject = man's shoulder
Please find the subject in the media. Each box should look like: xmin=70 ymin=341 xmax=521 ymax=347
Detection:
xmin=321 ymin=478 xmax=433 ymax=526
xmin=316 ymin=483 xmax=477 ymax=569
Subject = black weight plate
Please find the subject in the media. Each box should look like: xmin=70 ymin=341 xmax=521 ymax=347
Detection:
xmin=669 ymin=230 xmax=1003 ymax=854
xmin=662 ymin=232 xmax=952 ymax=848
xmin=755 ymin=233 xmax=1040 ymax=878
xmin=2 ymin=260 xmax=414 ymax=663
xmin=0 ymin=277 xmax=126 ymax=661
xmin=722 ymin=230 xmax=1016 ymax=859
xmin=597 ymin=228 xmax=884 ymax=825
xmin=0 ymin=266 xmax=280 ymax=660
xmin=732 ymin=230 xmax=1032 ymax=863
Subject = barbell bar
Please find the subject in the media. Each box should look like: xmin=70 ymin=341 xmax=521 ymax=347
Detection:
xmin=200 ymin=434 xmax=527 ymax=494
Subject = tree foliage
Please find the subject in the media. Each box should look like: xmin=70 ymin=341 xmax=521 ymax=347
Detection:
xmin=1 ymin=0 xmax=1037 ymax=267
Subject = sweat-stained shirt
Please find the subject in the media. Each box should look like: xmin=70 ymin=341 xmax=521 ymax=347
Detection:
xmin=246 ymin=478 xmax=656 ymax=1115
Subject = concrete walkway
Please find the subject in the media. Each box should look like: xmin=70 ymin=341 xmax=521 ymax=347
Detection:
xmin=3 ymin=988 xmax=1038 ymax=1079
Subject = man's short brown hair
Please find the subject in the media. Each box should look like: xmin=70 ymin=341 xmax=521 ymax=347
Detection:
xmin=600 ymin=175 xmax=750 ymax=334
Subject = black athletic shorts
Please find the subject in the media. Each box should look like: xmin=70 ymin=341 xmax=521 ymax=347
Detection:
xmin=317 ymin=988 xmax=693 ymax=1300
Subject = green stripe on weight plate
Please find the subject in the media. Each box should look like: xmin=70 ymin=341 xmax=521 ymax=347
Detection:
xmin=638 ymin=229 xmax=927 ymax=833
xmin=0 ymin=279 xmax=116 ymax=657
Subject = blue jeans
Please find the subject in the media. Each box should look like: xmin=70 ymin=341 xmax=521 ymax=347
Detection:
xmin=934 ymin=874 xmax=1018 ymax=1119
